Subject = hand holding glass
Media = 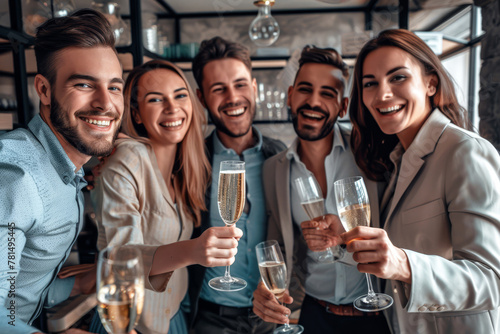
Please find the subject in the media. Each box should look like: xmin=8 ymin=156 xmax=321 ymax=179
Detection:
xmin=294 ymin=175 xmax=344 ymax=263
xmin=334 ymin=176 xmax=393 ymax=312
xmin=209 ymin=160 xmax=247 ymax=291
xmin=255 ymin=240 xmax=303 ymax=334
xmin=97 ymin=246 xmax=145 ymax=334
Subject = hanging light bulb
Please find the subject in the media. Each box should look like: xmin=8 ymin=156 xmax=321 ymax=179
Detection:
xmin=249 ymin=0 xmax=280 ymax=47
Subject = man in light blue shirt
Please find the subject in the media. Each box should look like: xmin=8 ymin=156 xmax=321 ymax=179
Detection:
xmin=0 ymin=9 xmax=124 ymax=334
xmin=188 ymin=37 xmax=286 ymax=334
xmin=252 ymin=46 xmax=390 ymax=333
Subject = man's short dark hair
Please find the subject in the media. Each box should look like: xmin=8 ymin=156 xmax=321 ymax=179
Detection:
xmin=192 ymin=36 xmax=252 ymax=93
xmin=34 ymin=8 xmax=117 ymax=86
xmin=295 ymin=45 xmax=349 ymax=90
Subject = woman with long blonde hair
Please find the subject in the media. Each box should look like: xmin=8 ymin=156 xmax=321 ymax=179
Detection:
xmin=91 ymin=60 xmax=242 ymax=334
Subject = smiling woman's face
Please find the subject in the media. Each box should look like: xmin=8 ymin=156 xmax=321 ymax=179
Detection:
xmin=361 ymin=46 xmax=437 ymax=149
xmin=134 ymin=68 xmax=193 ymax=148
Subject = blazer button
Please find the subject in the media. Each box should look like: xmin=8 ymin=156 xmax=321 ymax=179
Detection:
xmin=418 ymin=306 xmax=427 ymax=312
xmin=437 ymin=306 xmax=446 ymax=311
xmin=167 ymin=288 xmax=172 ymax=294
xmin=428 ymin=305 xmax=437 ymax=311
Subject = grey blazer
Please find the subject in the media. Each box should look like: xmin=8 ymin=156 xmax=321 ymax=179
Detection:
xmin=262 ymin=123 xmax=383 ymax=308
xmin=382 ymin=110 xmax=500 ymax=334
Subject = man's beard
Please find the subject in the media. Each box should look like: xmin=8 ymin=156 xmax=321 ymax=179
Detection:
xmin=208 ymin=103 xmax=255 ymax=138
xmin=50 ymin=96 xmax=120 ymax=157
xmin=291 ymin=105 xmax=336 ymax=141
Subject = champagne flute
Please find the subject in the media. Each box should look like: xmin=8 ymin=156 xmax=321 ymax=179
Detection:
xmin=333 ymin=176 xmax=393 ymax=312
xmin=255 ymin=240 xmax=304 ymax=334
xmin=294 ymin=175 xmax=345 ymax=263
xmin=209 ymin=160 xmax=247 ymax=292
xmin=97 ymin=246 xmax=145 ymax=334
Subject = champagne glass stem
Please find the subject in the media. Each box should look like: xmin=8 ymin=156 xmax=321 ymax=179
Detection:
xmin=223 ymin=225 xmax=233 ymax=283
xmin=365 ymin=273 xmax=377 ymax=301
xmin=223 ymin=265 xmax=231 ymax=282
xmin=279 ymin=299 xmax=290 ymax=329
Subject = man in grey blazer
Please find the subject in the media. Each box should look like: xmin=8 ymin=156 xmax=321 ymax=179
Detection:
xmin=252 ymin=46 xmax=390 ymax=333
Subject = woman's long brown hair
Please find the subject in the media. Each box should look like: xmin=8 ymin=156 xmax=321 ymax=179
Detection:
xmin=349 ymin=29 xmax=470 ymax=181
xmin=121 ymin=59 xmax=210 ymax=227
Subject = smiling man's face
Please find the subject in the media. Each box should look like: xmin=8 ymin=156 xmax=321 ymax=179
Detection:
xmin=199 ymin=58 xmax=257 ymax=138
xmin=47 ymin=46 xmax=124 ymax=157
xmin=288 ymin=62 xmax=347 ymax=141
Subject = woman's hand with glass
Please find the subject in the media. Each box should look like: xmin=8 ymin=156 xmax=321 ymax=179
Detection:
xmin=341 ymin=226 xmax=412 ymax=283
xmin=192 ymin=226 xmax=243 ymax=267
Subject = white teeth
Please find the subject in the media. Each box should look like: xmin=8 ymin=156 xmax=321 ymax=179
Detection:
xmin=379 ymin=105 xmax=403 ymax=113
xmin=226 ymin=108 xmax=245 ymax=116
xmin=83 ymin=118 xmax=110 ymax=127
xmin=161 ymin=120 xmax=182 ymax=127
xmin=302 ymin=111 xmax=323 ymax=119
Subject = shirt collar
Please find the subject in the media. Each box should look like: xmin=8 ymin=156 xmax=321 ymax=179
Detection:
xmin=212 ymin=126 xmax=264 ymax=155
xmin=286 ymin=122 xmax=347 ymax=161
xmin=28 ymin=114 xmax=85 ymax=185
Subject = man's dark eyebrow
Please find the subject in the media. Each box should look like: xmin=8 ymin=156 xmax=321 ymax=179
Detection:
xmin=110 ymin=77 xmax=125 ymax=86
xmin=67 ymin=74 xmax=124 ymax=86
xmin=297 ymin=81 xmax=338 ymax=95
xmin=362 ymin=66 xmax=409 ymax=80
xmin=209 ymin=77 xmax=248 ymax=90
xmin=67 ymin=74 xmax=96 ymax=82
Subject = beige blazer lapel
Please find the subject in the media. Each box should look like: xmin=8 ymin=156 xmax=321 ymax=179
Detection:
xmin=274 ymin=153 xmax=295 ymax=270
xmin=365 ymin=178 xmax=383 ymax=228
xmin=384 ymin=110 xmax=450 ymax=229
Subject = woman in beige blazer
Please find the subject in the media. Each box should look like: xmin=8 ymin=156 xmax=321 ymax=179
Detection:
xmin=91 ymin=60 xmax=242 ymax=334
xmin=343 ymin=29 xmax=500 ymax=333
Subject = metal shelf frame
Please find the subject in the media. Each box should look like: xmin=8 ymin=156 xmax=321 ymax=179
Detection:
xmin=1 ymin=0 xmax=480 ymax=127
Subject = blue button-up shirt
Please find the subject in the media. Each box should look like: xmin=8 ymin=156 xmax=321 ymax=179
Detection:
xmin=288 ymin=122 xmax=366 ymax=305
xmin=200 ymin=129 xmax=267 ymax=307
xmin=0 ymin=115 xmax=86 ymax=333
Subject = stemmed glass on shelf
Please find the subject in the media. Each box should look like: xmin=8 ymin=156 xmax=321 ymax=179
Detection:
xmin=333 ymin=176 xmax=393 ymax=312
xmin=208 ymin=160 xmax=248 ymax=292
xmin=96 ymin=246 xmax=145 ymax=334
xmin=294 ymin=175 xmax=344 ymax=263
xmin=255 ymin=240 xmax=304 ymax=334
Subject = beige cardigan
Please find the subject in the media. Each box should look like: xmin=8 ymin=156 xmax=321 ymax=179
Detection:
xmin=92 ymin=138 xmax=193 ymax=334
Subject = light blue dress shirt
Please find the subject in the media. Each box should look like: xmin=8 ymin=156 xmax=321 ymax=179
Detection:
xmin=288 ymin=122 xmax=367 ymax=305
xmin=0 ymin=114 xmax=86 ymax=333
xmin=200 ymin=129 xmax=267 ymax=307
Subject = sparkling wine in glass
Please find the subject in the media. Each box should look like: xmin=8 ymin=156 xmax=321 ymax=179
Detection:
xmin=256 ymin=240 xmax=304 ymax=334
xmin=334 ymin=176 xmax=393 ymax=312
xmin=97 ymin=246 xmax=145 ymax=334
xmin=209 ymin=160 xmax=247 ymax=292
xmin=294 ymin=175 xmax=344 ymax=263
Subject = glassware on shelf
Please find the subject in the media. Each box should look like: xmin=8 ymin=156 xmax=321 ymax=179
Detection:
xmin=91 ymin=1 xmax=130 ymax=47
xmin=255 ymin=83 xmax=287 ymax=121
xmin=142 ymin=12 xmax=159 ymax=54
xmin=24 ymin=0 xmax=75 ymax=36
